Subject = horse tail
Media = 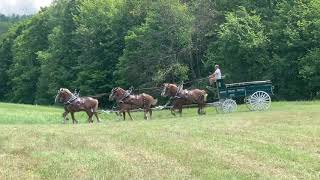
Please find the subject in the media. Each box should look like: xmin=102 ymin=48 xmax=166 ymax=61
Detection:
xmin=152 ymin=99 xmax=158 ymax=106
xmin=204 ymin=93 xmax=208 ymax=102
xmin=201 ymin=91 xmax=208 ymax=102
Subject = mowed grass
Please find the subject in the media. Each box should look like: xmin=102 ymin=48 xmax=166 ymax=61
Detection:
xmin=0 ymin=102 xmax=319 ymax=179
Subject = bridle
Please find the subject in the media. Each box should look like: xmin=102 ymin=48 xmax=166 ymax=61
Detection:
xmin=56 ymin=89 xmax=78 ymax=105
xmin=110 ymin=87 xmax=130 ymax=102
xmin=161 ymin=84 xmax=169 ymax=97
xmin=110 ymin=87 xmax=143 ymax=106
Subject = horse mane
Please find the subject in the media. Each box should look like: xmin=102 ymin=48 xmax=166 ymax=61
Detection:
xmin=61 ymin=88 xmax=72 ymax=95
xmin=116 ymin=87 xmax=125 ymax=92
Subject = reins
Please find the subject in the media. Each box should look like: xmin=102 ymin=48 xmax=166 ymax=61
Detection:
xmin=79 ymin=77 xmax=208 ymax=99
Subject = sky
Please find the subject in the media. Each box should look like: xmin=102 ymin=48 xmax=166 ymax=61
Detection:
xmin=0 ymin=0 xmax=53 ymax=15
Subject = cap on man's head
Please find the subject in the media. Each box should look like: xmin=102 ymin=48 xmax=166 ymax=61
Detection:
xmin=215 ymin=64 xmax=219 ymax=68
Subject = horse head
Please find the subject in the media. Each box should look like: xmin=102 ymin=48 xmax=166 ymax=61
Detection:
xmin=109 ymin=88 xmax=117 ymax=101
xmin=109 ymin=87 xmax=126 ymax=101
xmin=161 ymin=83 xmax=178 ymax=97
xmin=161 ymin=83 xmax=168 ymax=97
xmin=55 ymin=88 xmax=73 ymax=103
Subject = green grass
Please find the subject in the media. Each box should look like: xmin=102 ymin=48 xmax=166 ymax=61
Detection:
xmin=0 ymin=101 xmax=319 ymax=179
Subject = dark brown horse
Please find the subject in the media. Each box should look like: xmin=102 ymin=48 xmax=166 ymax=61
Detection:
xmin=109 ymin=87 xmax=157 ymax=120
xmin=161 ymin=83 xmax=207 ymax=116
xmin=55 ymin=88 xmax=100 ymax=123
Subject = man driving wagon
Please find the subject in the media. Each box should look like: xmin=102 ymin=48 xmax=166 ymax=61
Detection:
xmin=209 ymin=64 xmax=222 ymax=85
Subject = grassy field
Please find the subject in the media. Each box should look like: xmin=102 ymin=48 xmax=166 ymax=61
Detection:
xmin=0 ymin=102 xmax=319 ymax=179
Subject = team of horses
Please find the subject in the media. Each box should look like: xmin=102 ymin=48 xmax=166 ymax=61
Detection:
xmin=55 ymin=83 xmax=208 ymax=123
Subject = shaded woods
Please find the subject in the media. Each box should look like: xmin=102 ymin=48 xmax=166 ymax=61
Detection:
xmin=1 ymin=0 xmax=320 ymax=105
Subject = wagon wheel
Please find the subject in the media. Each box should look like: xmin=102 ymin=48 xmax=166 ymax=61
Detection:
xmin=221 ymin=99 xmax=237 ymax=113
xmin=247 ymin=91 xmax=271 ymax=111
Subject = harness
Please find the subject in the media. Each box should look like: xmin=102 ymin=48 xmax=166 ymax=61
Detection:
xmin=64 ymin=94 xmax=78 ymax=105
xmin=118 ymin=90 xmax=131 ymax=103
xmin=174 ymin=85 xmax=188 ymax=99
xmin=119 ymin=92 xmax=146 ymax=108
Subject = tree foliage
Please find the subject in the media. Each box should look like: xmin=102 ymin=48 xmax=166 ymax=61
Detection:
xmin=206 ymin=6 xmax=268 ymax=82
xmin=116 ymin=0 xmax=193 ymax=87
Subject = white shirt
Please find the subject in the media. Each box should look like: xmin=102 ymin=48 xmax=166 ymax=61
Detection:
xmin=214 ymin=68 xmax=221 ymax=79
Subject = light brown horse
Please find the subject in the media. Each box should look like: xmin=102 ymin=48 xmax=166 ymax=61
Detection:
xmin=161 ymin=83 xmax=207 ymax=116
xmin=109 ymin=87 xmax=157 ymax=120
xmin=55 ymin=88 xmax=100 ymax=123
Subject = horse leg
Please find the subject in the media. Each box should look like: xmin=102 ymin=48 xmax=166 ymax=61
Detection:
xmin=149 ymin=109 xmax=152 ymax=120
xmin=201 ymin=105 xmax=206 ymax=115
xmin=175 ymin=104 xmax=183 ymax=117
xmin=63 ymin=111 xmax=69 ymax=124
xmin=115 ymin=111 xmax=122 ymax=120
xmin=70 ymin=112 xmax=78 ymax=124
xmin=171 ymin=108 xmax=176 ymax=116
xmin=198 ymin=103 xmax=206 ymax=115
xmin=178 ymin=107 xmax=183 ymax=117
xmin=94 ymin=112 xmax=100 ymax=123
xmin=127 ymin=111 xmax=133 ymax=120
xmin=122 ymin=111 xmax=126 ymax=121
xmin=144 ymin=109 xmax=148 ymax=120
xmin=86 ymin=111 xmax=94 ymax=123
xmin=197 ymin=106 xmax=201 ymax=115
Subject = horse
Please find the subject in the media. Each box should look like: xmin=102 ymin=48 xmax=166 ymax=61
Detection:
xmin=55 ymin=88 xmax=100 ymax=124
xmin=161 ymin=83 xmax=207 ymax=116
xmin=109 ymin=87 xmax=157 ymax=120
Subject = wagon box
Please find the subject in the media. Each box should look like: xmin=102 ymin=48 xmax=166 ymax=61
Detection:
xmin=213 ymin=79 xmax=273 ymax=113
xmin=218 ymin=80 xmax=273 ymax=98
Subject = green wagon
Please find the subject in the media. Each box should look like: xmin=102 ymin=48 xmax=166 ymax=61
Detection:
xmin=211 ymin=79 xmax=273 ymax=113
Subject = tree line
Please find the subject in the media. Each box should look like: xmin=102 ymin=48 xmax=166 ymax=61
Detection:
xmin=0 ymin=0 xmax=320 ymax=105
xmin=0 ymin=14 xmax=29 ymax=35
